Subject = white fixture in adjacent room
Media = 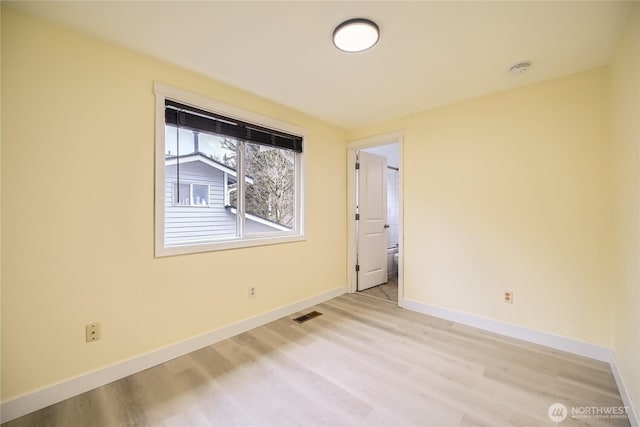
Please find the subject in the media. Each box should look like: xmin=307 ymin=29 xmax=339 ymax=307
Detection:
xmin=333 ymin=18 xmax=379 ymax=53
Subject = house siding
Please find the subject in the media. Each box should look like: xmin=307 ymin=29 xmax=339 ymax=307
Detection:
xmin=165 ymin=161 xmax=236 ymax=245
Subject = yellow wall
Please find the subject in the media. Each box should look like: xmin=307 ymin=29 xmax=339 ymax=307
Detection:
xmin=611 ymin=3 xmax=640 ymax=415
xmin=2 ymin=2 xmax=638 ymax=416
xmin=0 ymin=4 xmax=3 ymax=398
xmin=349 ymin=67 xmax=613 ymax=347
xmin=1 ymin=8 xmax=346 ymax=400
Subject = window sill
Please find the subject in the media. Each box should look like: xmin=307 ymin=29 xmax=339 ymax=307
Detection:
xmin=155 ymin=234 xmax=306 ymax=257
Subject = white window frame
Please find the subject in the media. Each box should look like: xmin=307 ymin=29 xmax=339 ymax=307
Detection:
xmin=154 ymin=82 xmax=306 ymax=257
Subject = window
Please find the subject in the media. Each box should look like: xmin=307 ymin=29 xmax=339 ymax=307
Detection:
xmin=155 ymin=83 xmax=305 ymax=256
xmin=173 ymin=183 xmax=210 ymax=206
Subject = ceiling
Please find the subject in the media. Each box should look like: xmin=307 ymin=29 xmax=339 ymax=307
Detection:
xmin=7 ymin=1 xmax=634 ymax=130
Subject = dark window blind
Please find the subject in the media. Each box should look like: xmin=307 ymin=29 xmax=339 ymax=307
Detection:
xmin=165 ymin=100 xmax=303 ymax=153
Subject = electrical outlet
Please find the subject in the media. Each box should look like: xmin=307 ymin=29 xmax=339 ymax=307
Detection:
xmin=86 ymin=322 xmax=101 ymax=342
xmin=504 ymin=291 xmax=514 ymax=304
xmin=248 ymin=286 xmax=256 ymax=299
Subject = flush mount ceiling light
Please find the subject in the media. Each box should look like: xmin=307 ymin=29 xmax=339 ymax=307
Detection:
xmin=333 ymin=18 xmax=379 ymax=53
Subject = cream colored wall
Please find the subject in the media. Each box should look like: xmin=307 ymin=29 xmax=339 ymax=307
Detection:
xmin=349 ymin=67 xmax=613 ymax=347
xmin=610 ymin=3 xmax=640 ymax=415
xmin=0 ymin=4 xmax=4 ymax=397
xmin=0 ymin=8 xmax=346 ymax=401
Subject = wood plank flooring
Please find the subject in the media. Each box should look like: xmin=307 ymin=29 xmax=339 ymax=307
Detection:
xmin=359 ymin=277 xmax=399 ymax=302
xmin=4 ymin=294 xmax=630 ymax=426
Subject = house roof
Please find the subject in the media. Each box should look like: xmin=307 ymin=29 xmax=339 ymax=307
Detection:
xmin=226 ymin=207 xmax=291 ymax=232
xmin=165 ymin=152 xmax=253 ymax=184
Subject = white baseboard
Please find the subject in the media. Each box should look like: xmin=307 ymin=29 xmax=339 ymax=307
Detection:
xmin=0 ymin=286 xmax=347 ymax=424
xmin=402 ymin=299 xmax=612 ymax=362
xmin=610 ymin=351 xmax=640 ymax=427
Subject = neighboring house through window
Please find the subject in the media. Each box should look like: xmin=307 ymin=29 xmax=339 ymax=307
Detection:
xmin=155 ymin=83 xmax=305 ymax=256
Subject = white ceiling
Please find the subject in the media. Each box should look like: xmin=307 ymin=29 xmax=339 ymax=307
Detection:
xmin=7 ymin=1 xmax=634 ymax=130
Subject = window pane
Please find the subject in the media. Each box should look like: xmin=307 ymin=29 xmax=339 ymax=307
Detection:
xmin=164 ymin=125 xmax=240 ymax=246
xmin=244 ymin=142 xmax=295 ymax=232
xmin=198 ymin=133 xmax=237 ymax=169
xmin=173 ymin=183 xmax=190 ymax=205
xmin=165 ymin=126 xmax=196 ymax=156
xmin=192 ymin=184 xmax=209 ymax=206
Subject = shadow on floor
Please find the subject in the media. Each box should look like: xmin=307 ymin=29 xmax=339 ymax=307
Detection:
xmin=358 ymin=276 xmax=398 ymax=302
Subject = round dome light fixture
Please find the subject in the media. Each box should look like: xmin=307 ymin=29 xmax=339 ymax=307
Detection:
xmin=333 ymin=18 xmax=379 ymax=53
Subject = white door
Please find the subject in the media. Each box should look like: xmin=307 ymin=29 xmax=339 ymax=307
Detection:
xmin=357 ymin=151 xmax=388 ymax=291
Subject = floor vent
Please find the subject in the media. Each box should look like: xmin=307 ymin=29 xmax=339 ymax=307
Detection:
xmin=293 ymin=311 xmax=322 ymax=323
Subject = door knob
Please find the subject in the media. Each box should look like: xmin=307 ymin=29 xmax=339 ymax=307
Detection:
xmin=384 ymin=224 xmax=390 ymax=229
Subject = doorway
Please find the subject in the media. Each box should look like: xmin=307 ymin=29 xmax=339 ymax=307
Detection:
xmin=347 ymin=132 xmax=403 ymax=306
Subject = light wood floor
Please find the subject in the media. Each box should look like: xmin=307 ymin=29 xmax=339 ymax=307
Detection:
xmin=359 ymin=277 xmax=399 ymax=302
xmin=4 ymin=294 xmax=629 ymax=427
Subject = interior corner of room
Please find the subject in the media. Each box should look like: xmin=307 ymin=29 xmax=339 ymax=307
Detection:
xmin=1 ymin=2 xmax=639 ymax=426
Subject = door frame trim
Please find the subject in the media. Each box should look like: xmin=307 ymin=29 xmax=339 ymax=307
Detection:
xmin=347 ymin=131 xmax=404 ymax=306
